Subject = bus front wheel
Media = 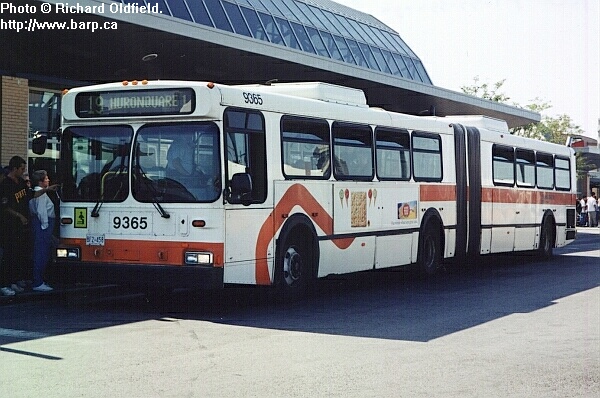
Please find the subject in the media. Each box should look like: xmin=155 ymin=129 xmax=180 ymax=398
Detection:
xmin=275 ymin=237 xmax=311 ymax=302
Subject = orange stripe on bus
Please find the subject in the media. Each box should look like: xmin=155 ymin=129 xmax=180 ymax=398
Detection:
xmin=482 ymin=188 xmax=575 ymax=205
xmin=420 ymin=185 xmax=456 ymax=201
xmin=62 ymin=238 xmax=224 ymax=267
xmin=254 ymin=184 xmax=350 ymax=285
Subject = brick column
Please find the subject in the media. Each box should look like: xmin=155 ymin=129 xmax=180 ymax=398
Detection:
xmin=0 ymin=76 xmax=29 ymax=166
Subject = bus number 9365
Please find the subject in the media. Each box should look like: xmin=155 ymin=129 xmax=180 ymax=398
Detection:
xmin=113 ymin=216 xmax=148 ymax=230
xmin=243 ymin=92 xmax=263 ymax=105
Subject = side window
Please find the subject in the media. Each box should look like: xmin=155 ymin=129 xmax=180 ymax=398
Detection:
xmin=224 ymin=108 xmax=267 ymax=203
xmin=536 ymin=152 xmax=554 ymax=190
xmin=555 ymin=157 xmax=571 ymax=191
xmin=516 ymin=148 xmax=535 ymax=187
xmin=412 ymin=132 xmax=442 ymax=182
xmin=281 ymin=116 xmax=330 ymax=179
xmin=375 ymin=127 xmax=410 ymax=181
xmin=492 ymin=145 xmax=515 ymax=186
xmin=332 ymin=122 xmax=373 ymax=181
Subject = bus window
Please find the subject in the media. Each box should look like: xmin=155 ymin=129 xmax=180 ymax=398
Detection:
xmin=492 ymin=145 xmax=515 ymax=186
xmin=375 ymin=127 xmax=410 ymax=181
xmin=61 ymin=125 xmax=133 ymax=202
xmin=281 ymin=116 xmax=330 ymax=179
xmin=536 ymin=152 xmax=554 ymax=190
xmin=224 ymin=108 xmax=267 ymax=203
xmin=555 ymin=157 xmax=571 ymax=191
xmin=133 ymin=122 xmax=221 ymax=203
xmin=332 ymin=122 xmax=373 ymax=181
xmin=516 ymin=149 xmax=535 ymax=187
xmin=412 ymin=132 xmax=442 ymax=182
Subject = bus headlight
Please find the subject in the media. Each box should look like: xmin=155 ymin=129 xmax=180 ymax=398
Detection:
xmin=56 ymin=248 xmax=80 ymax=260
xmin=185 ymin=252 xmax=213 ymax=265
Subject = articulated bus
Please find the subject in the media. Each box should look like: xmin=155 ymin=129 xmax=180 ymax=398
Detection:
xmin=35 ymin=80 xmax=577 ymax=298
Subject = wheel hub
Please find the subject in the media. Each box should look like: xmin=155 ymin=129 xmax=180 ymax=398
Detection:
xmin=283 ymin=247 xmax=302 ymax=286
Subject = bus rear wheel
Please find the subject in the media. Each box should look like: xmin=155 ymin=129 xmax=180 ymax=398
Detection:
xmin=418 ymin=224 xmax=442 ymax=275
xmin=538 ymin=221 xmax=554 ymax=259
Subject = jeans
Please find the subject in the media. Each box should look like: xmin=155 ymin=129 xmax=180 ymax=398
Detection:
xmin=31 ymin=217 xmax=55 ymax=287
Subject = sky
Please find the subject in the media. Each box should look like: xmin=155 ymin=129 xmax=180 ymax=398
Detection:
xmin=336 ymin=0 xmax=599 ymax=139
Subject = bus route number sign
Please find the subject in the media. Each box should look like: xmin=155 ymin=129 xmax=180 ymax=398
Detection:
xmin=75 ymin=88 xmax=195 ymax=117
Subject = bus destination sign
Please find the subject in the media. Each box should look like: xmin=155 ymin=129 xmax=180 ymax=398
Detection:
xmin=75 ymin=88 xmax=195 ymax=117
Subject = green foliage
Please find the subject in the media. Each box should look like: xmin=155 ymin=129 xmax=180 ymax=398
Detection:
xmin=460 ymin=76 xmax=590 ymax=177
xmin=461 ymin=76 xmax=511 ymax=103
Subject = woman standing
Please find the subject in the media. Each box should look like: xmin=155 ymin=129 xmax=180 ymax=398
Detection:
xmin=29 ymin=170 xmax=55 ymax=292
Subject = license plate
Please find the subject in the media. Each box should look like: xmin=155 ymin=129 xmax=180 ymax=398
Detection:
xmin=86 ymin=234 xmax=105 ymax=246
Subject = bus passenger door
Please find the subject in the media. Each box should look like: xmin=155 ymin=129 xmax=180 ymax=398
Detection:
xmin=222 ymin=108 xmax=273 ymax=285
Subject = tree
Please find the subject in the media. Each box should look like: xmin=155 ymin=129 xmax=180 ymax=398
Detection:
xmin=460 ymin=77 xmax=590 ymax=177
xmin=461 ymin=76 xmax=511 ymax=103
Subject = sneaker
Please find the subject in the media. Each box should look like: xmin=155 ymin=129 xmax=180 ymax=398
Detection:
xmin=17 ymin=280 xmax=28 ymax=288
xmin=1 ymin=287 xmax=16 ymax=296
xmin=32 ymin=283 xmax=53 ymax=292
xmin=10 ymin=283 xmax=24 ymax=293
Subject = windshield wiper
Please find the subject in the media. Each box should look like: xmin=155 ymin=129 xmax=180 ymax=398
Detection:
xmin=135 ymin=157 xmax=170 ymax=219
xmin=91 ymin=152 xmax=128 ymax=217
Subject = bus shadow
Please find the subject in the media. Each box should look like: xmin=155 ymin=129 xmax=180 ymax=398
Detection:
xmin=1 ymin=234 xmax=597 ymax=346
xmin=193 ymin=236 xmax=599 ymax=342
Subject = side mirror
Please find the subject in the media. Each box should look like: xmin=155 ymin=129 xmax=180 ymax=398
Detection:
xmin=227 ymin=173 xmax=252 ymax=204
xmin=32 ymin=135 xmax=48 ymax=155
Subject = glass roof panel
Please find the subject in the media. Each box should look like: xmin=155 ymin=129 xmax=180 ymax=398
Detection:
xmin=346 ymin=39 xmax=368 ymax=68
xmin=320 ymin=31 xmax=343 ymax=61
xmin=371 ymin=47 xmax=391 ymax=74
xmin=186 ymin=0 xmax=212 ymax=26
xmin=335 ymin=14 xmax=362 ymax=41
xmin=270 ymin=0 xmax=299 ymax=22
xmin=402 ymin=55 xmax=417 ymax=80
xmin=365 ymin=25 xmax=389 ymax=48
xmin=306 ymin=27 xmax=330 ymax=57
xmin=381 ymin=49 xmax=401 ymax=76
xmin=258 ymin=12 xmax=285 ymax=45
xmin=246 ymin=0 xmax=268 ymax=12
xmin=258 ymin=0 xmax=284 ymax=18
xmin=222 ymin=1 xmax=252 ymax=36
xmin=296 ymin=2 xmax=326 ymax=30
xmin=308 ymin=5 xmax=336 ymax=32
xmin=275 ymin=17 xmax=301 ymax=49
xmin=349 ymin=20 xmax=377 ymax=46
xmin=414 ymin=61 xmax=432 ymax=84
xmin=145 ymin=0 xmax=432 ymax=84
xmin=285 ymin=1 xmax=313 ymax=26
xmin=358 ymin=42 xmax=380 ymax=71
xmin=392 ymin=53 xmax=410 ymax=78
xmin=204 ymin=0 xmax=233 ymax=32
xmin=164 ymin=0 xmax=193 ymax=21
xmin=319 ymin=9 xmax=344 ymax=36
xmin=291 ymin=22 xmax=316 ymax=53
xmin=241 ymin=6 xmax=270 ymax=41
xmin=333 ymin=35 xmax=356 ymax=64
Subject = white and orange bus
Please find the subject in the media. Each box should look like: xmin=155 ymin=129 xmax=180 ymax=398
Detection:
xmin=35 ymin=80 xmax=577 ymax=298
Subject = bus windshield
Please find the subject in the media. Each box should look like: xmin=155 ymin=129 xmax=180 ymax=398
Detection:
xmin=132 ymin=122 xmax=221 ymax=203
xmin=61 ymin=125 xmax=133 ymax=202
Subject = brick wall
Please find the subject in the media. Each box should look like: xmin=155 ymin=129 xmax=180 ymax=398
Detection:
xmin=0 ymin=76 xmax=29 ymax=166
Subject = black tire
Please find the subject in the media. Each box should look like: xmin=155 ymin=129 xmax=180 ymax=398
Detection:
xmin=418 ymin=224 xmax=442 ymax=275
xmin=538 ymin=221 xmax=554 ymax=259
xmin=275 ymin=237 xmax=312 ymax=302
